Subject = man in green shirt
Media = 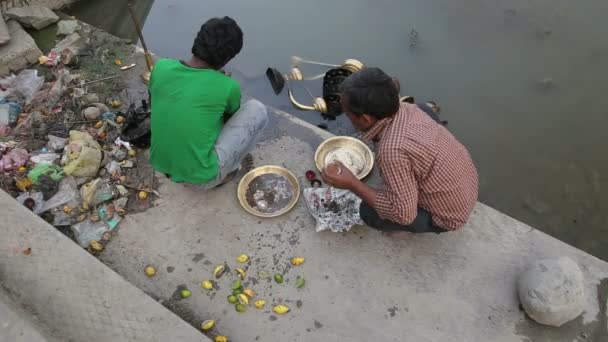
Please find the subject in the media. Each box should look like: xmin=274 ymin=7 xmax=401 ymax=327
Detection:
xmin=149 ymin=17 xmax=267 ymax=189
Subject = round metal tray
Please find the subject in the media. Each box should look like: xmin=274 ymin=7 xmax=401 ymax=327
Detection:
xmin=314 ymin=136 xmax=374 ymax=179
xmin=237 ymin=166 xmax=300 ymax=218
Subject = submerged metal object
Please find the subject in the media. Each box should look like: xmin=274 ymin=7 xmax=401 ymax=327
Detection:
xmin=266 ymin=57 xmax=364 ymax=119
xmin=314 ymin=136 xmax=374 ymax=180
xmin=237 ymin=166 xmax=300 ymax=218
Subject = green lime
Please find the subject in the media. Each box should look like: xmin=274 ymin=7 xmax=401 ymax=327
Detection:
xmin=274 ymin=273 xmax=284 ymax=284
xmin=181 ymin=289 xmax=192 ymax=298
xmin=296 ymin=277 xmax=305 ymax=288
xmin=227 ymin=295 xmax=238 ymax=304
xmin=235 ymin=303 xmax=247 ymax=313
xmin=232 ymin=288 xmax=243 ymax=296
xmin=232 ymin=279 xmax=242 ymax=290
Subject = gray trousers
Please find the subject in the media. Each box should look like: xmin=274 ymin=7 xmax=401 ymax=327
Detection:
xmin=187 ymin=99 xmax=268 ymax=190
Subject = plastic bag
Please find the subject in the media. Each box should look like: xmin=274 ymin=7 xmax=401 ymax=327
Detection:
xmin=0 ymin=125 xmax=11 ymax=137
xmin=16 ymin=192 xmax=45 ymax=214
xmin=71 ymin=219 xmax=111 ymax=247
xmin=105 ymin=160 xmax=121 ymax=175
xmin=0 ymin=148 xmax=28 ymax=172
xmin=0 ymin=100 xmax=21 ymax=126
xmin=80 ymin=178 xmax=101 ymax=207
xmin=28 ymin=163 xmax=64 ymax=184
xmin=62 ymin=130 xmax=102 ymax=178
xmin=0 ymin=70 xmax=44 ymax=104
xmin=41 ymin=176 xmax=80 ymax=213
xmin=48 ymin=69 xmax=72 ymax=107
xmin=47 ymin=135 xmax=68 ymax=152
xmin=303 ymin=187 xmax=364 ymax=233
xmin=30 ymin=153 xmax=60 ymax=164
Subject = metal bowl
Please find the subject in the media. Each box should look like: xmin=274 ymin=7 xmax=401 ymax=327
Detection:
xmin=314 ymin=136 xmax=374 ymax=179
xmin=237 ymin=166 xmax=301 ymax=218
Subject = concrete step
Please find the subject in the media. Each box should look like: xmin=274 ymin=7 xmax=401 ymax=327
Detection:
xmin=0 ymin=190 xmax=210 ymax=342
xmin=96 ymin=106 xmax=608 ymax=342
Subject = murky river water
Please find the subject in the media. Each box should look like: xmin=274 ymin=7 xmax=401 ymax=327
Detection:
xmin=68 ymin=0 xmax=608 ymax=260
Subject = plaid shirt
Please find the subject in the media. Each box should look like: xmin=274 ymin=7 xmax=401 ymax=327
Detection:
xmin=362 ymin=103 xmax=478 ymax=230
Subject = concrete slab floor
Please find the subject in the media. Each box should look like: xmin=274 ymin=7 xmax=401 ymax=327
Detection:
xmin=99 ymin=108 xmax=608 ymax=342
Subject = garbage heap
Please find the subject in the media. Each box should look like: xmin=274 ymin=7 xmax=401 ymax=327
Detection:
xmin=0 ymin=14 xmax=155 ymax=254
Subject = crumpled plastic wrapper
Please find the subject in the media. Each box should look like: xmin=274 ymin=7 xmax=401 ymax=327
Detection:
xmin=62 ymin=130 xmax=102 ymax=177
xmin=303 ymin=187 xmax=364 ymax=233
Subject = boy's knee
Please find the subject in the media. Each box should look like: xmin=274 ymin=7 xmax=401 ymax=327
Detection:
xmin=243 ymin=99 xmax=268 ymax=128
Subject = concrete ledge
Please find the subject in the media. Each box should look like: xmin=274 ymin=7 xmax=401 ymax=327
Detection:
xmin=97 ymin=106 xmax=608 ymax=341
xmin=0 ymin=191 xmax=209 ymax=342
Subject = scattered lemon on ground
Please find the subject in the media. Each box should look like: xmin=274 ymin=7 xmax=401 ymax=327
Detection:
xmin=114 ymin=59 xmax=122 ymax=65
xmin=243 ymin=289 xmax=254 ymax=299
xmin=200 ymin=320 xmax=215 ymax=331
xmin=215 ymin=336 xmax=228 ymax=342
xmin=128 ymin=149 xmax=137 ymax=157
xmin=138 ymin=191 xmax=148 ymax=200
xmin=291 ymin=257 xmax=305 ymax=266
xmin=235 ymin=303 xmax=247 ymax=313
xmin=227 ymin=295 xmax=238 ymax=304
xmin=236 ymin=254 xmax=249 ymax=263
xmin=296 ymin=277 xmax=306 ymax=288
xmin=181 ymin=289 xmax=192 ymax=298
xmin=201 ymin=280 xmax=213 ymax=290
xmin=274 ymin=273 xmax=284 ymax=284
xmin=254 ymin=300 xmax=266 ymax=309
xmin=237 ymin=294 xmax=249 ymax=305
xmin=90 ymin=240 xmax=103 ymax=252
xmin=144 ymin=265 xmax=157 ymax=277
xmin=213 ymin=264 xmax=225 ymax=278
xmin=273 ymin=305 xmax=290 ymax=315
xmin=235 ymin=267 xmax=246 ymax=279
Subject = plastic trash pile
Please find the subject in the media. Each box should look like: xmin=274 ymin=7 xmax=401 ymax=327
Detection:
xmin=1 ymin=62 xmax=154 ymax=254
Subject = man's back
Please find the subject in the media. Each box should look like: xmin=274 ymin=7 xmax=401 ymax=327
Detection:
xmin=377 ymin=103 xmax=478 ymax=229
xmin=149 ymin=58 xmax=241 ymax=184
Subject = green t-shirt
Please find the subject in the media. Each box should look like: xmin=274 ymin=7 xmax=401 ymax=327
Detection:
xmin=149 ymin=59 xmax=241 ymax=184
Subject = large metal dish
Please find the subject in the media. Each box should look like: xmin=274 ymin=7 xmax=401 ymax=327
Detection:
xmin=314 ymin=136 xmax=374 ymax=179
xmin=237 ymin=166 xmax=300 ymax=218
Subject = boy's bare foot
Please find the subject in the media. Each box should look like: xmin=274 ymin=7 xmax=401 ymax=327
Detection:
xmin=242 ymin=153 xmax=254 ymax=173
xmin=214 ymin=154 xmax=254 ymax=188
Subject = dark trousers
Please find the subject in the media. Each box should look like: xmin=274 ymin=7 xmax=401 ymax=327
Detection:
xmin=360 ymin=202 xmax=448 ymax=234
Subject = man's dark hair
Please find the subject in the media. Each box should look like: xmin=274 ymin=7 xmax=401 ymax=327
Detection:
xmin=339 ymin=67 xmax=399 ymax=119
xmin=192 ymin=16 xmax=243 ymax=69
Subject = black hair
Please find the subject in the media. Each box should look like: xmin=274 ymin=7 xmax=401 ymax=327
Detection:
xmin=192 ymin=16 xmax=243 ymax=69
xmin=339 ymin=67 xmax=399 ymax=119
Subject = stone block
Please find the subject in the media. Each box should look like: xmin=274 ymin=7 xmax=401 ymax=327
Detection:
xmin=518 ymin=257 xmax=586 ymax=327
xmin=0 ymin=16 xmax=10 ymax=45
xmin=0 ymin=21 xmax=43 ymax=76
xmin=5 ymin=5 xmax=59 ymax=30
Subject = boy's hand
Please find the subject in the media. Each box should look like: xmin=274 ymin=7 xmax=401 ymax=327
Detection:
xmin=321 ymin=162 xmax=358 ymax=190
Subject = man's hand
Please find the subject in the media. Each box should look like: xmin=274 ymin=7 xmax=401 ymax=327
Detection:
xmin=321 ymin=162 xmax=358 ymax=190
